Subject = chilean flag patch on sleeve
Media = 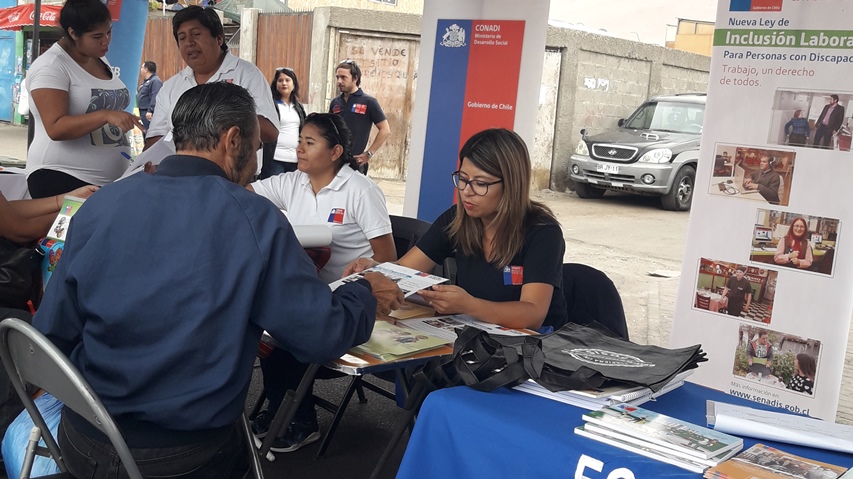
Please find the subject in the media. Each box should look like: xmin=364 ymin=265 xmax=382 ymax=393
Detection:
xmin=328 ymin=208 xmax=345 ymax=224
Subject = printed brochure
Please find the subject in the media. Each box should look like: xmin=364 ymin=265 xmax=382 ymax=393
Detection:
xmin=330 ymin=262 xmax=447 ymax=298
xmin=351 ymin=321 xmax=451 ymax=361
xmin=704 ymin=443 xmax=847 ymax=479
xmin=582 ymin=403 xmax=743 ymax=460
xmin=47 ymin=196 xmax=86 ymax=242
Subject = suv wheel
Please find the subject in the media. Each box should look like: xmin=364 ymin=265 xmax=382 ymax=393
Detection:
xmin=661 ymin=165 xmax=695 ymax=211
xmin=574 ymin=182 xmax=606 ymax=199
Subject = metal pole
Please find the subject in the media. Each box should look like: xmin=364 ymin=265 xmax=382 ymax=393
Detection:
xmin=27 ymin=0 xmax=42 ymax=149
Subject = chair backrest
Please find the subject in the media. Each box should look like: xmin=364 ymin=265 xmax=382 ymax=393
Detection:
xmin=389 ymin=215 xmax=432 ymax=260
xmin=696 ymin=292 xmax=711 ymax=310
xmin=561 ymin=264 xmax=629 ymax=340
xmin=0 ymin=318 xmax=143 ymax=479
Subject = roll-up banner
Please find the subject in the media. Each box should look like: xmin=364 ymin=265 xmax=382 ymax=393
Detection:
xmin=403 ymin=0 xmax=550 ymax=221
xmin=670 ymin=0 xmax=853 ymax=421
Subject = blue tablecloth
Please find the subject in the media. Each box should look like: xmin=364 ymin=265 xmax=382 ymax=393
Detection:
xmin=397 ymin=383 xmax=853 ymax=478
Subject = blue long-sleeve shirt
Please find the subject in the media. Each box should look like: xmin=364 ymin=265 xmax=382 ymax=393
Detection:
xmin=34 ymin=155 xmax=376 ymax=447
xmin=784 ymin=117 xmax=810 ymax=137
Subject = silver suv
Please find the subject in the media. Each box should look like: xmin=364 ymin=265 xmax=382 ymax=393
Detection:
xmin=569 ymin=94 xmax=705 ymax=211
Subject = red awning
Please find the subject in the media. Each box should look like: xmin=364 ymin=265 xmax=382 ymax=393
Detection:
xmin=0 ymin=5 xmax=61 ymax=31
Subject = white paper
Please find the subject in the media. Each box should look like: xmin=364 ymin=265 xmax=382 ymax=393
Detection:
xmin=290 ymin=224 xmax=332 ymax=248
xmin=329 ymin=262 xmax=447 ymax=297
xmin=707 ymin=401 xmax=853 ymax=455
xmin=116 ymin=137 xmax=176 ymax=181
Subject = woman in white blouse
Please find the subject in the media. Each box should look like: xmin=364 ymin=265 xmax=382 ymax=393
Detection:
xmin=260 ymin=67 xmax=306 ymax=179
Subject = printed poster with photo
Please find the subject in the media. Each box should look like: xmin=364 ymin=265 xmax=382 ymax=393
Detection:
xmin=670 ymin=0 xmax=853 ymax=421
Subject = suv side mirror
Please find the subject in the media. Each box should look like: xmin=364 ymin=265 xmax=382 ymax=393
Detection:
xmin=617 ymin=119 xmax=626 ymax=127
xmin=579 ymin=128 xmax=587 ymax=138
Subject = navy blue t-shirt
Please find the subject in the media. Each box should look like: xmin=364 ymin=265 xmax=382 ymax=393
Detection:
xmin=416 ymin=207 xmax=567 ymax=328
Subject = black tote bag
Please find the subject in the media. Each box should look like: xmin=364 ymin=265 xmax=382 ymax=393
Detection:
xmin=452 ymin=323 xmax=706 ymax=393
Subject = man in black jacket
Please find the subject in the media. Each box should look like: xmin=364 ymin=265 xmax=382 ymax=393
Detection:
xmin=813 ymin=94 xmax=845 ymax=149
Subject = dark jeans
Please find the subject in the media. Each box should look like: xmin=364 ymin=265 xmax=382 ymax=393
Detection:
xmin=27 ymin=169 xmax=90 ymax=199
xmin=260 ymin=348 xmax=338 ymax=424
xmin=788 ymin=133 xmax=807 ymax=146
xmin=59 ymin=412 xmax=249 ymax=479
xmin=259 ymin=159 xmax=298 ymax=180
xmin=813 ymin=124 xmax=833 ymax=149
xmin=139 ymin=109 xmax=150 ymax=131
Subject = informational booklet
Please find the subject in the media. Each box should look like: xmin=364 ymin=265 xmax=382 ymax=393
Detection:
xmin=583 ymin=403 xmax=743 ymax=460
xmin=398 ymin=314 xmax=528 ymax=341
xmin=575 ymin=424 xmax=710 ymax=473
xmin=582 ymin=422 xmax=740 ymax=468
xmin=46 ymin=196 xmax=86 ymax=241
xmin=351 ymin=321 xmax=451 ymax=361
xmin=707 ymin=401 xmax=853 ymax=455
xmin=704 ymin=443 xmax=847 ymax=479
xmin=514 ymin=370 xmax=693 ymax=410
xmin=330 ymin=262 xmax=447 ymax=298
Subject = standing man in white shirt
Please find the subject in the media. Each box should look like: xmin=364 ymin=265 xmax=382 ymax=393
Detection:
xmin=144 ymin=7 xmax=277 ymax=152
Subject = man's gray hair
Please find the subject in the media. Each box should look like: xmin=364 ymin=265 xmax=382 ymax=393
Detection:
xmin=171 ymin=82 xmax=257 ymax=152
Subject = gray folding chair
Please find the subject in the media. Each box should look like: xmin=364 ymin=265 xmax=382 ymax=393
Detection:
xmin=0 ymin=318 xmax=264 ymax=479
xmin=0 ymin=317 xmax=142 ymax=478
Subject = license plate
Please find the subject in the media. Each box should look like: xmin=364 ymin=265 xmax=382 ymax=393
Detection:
xmin=596 ymin=164 xmax=619 ymax=174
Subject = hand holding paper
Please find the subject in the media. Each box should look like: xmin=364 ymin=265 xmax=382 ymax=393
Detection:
xmin=362 ymin=271 xmax=404 ymax=315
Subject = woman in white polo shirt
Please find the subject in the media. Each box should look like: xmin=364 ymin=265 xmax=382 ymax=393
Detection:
xmin=248 ymin=113 xmax=396 ymax=452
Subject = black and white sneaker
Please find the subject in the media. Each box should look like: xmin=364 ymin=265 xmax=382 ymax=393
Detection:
xmin=269 ymin=420 xmax=321 ymax=453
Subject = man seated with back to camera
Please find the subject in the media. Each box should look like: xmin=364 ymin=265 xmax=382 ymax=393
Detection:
xmin=33 ymin=82 xmax=403 ymax=479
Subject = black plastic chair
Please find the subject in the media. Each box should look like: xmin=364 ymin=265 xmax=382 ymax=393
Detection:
xmin=561 ymin=263 xmax=629 ymax=340
xmin=390 ymin=215 xmax=432 ymax=260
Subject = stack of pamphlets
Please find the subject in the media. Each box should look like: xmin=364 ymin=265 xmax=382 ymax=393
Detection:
xmin=575 ymin=403 xmax=743 ymax=473
xmin=513 ymin=370 xmax=694 ymax=410
xmin=351 ymin=321 xmax=451 ymax=361
xmin=704 ymin=443 xmax=847 ymax=479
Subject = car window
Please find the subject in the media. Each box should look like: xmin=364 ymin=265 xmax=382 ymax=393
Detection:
xmin=623 ymin=101 xmax=705 ymax=134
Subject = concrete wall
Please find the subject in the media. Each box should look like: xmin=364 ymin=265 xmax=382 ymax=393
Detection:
xmin=305 ymin=7 xmax=711 ymax=190
xmin=546 ymin=26 xmax=711 ymax=192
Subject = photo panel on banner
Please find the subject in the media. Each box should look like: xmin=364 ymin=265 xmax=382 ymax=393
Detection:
xmin=670 ymin=0 xmax=853 ymax=421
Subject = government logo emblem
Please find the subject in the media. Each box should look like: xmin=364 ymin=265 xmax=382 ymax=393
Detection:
xmin=562 ymin=348 xmax=655 ymax=368
xmin=440 ymin=24 xmax=466 ymax=48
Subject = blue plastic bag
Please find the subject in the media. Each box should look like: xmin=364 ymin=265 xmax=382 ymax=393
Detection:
xmin=1 ymin=392 xmax=62 ymax=477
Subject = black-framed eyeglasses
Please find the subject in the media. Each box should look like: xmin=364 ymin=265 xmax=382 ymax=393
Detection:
xmin=306 ymin=112 xmax=342 ymax=145
xmin=451 ymin=171 xmax=502 ymax=196
xmin=276 ymin=66 xmax=294 ymax=73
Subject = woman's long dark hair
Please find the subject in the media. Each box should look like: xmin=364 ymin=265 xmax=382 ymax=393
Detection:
xmin=60 ymin=0 xmax=111 ymax=40
xmin=270 ymin=68 xmax=300 ymax=104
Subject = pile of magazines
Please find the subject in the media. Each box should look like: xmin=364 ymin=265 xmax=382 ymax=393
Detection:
xmin=575 ymin=403 xmax=743 ymax=473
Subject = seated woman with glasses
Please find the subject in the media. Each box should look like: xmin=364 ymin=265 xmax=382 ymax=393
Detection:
xmin=345 ymin=128 xmax=567 ymax=332
xmin=247 ymin=112 xmax=396 ymax=452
